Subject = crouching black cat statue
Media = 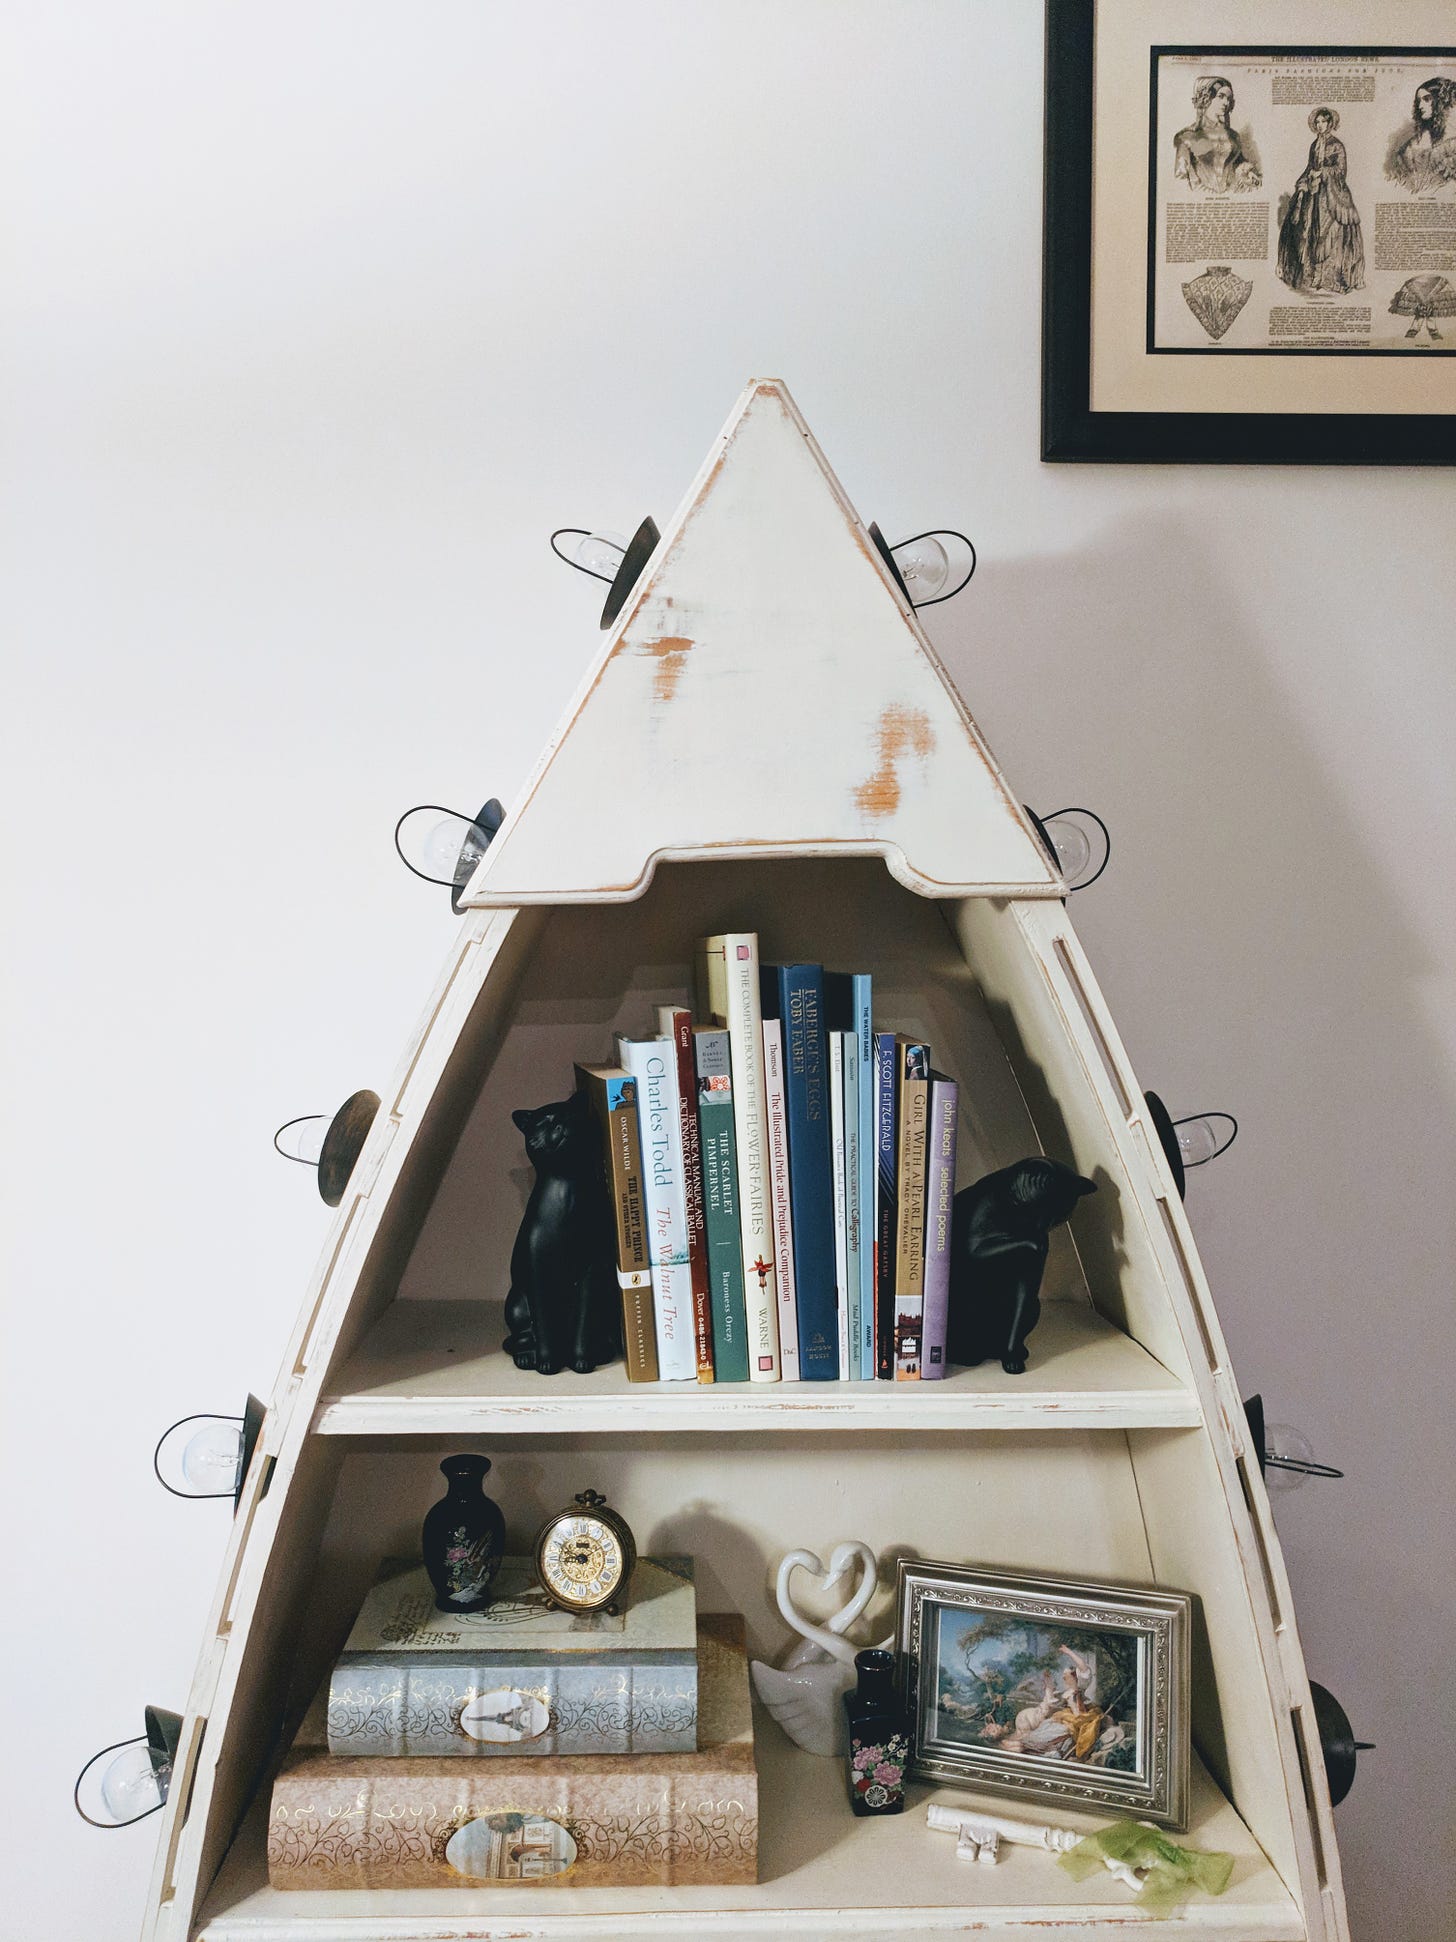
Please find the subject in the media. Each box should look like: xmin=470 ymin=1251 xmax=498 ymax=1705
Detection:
xmin=947 ymin=1158 xmax=1097 ymax=1375
xmin=502 ymin=1091 xmax=622 ymax=1376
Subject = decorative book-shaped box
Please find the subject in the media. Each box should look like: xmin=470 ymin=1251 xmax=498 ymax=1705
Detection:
xmin=270 ymin=1613 xmax=757 ymax=1889
xmin=327 ymin=1555 xmax=697 ymax=1758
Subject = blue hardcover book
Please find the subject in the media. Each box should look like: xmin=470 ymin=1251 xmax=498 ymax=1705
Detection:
xmin=767 ymin=963 xmax=838 ymax=1380
xmin=827 ymin=972 xmax=874 ymax=1379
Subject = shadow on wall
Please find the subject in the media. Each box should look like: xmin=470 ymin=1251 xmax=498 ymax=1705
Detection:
xmin=928 ymin=513 xmax=1454 ymax=1942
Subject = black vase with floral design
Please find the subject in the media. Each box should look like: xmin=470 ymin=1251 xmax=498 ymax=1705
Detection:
xmin=422 ymin=1454 xmax=506 ymax=1613
xmin=843 ymin=1648 xmax=910 ymax=1816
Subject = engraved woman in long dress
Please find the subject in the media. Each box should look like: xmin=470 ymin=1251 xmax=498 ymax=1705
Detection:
xmin=1276 ymin=107 xmax=1365 ymax=296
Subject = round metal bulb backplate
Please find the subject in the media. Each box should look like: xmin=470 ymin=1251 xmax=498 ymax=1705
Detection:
xmin=317 ymin=1090 xmax=382 ymax=1207
xmin=600 ymin=517 xmax=660 ymax=629
xmin=1143 ymin=1090 xmax=1186 ymax=1202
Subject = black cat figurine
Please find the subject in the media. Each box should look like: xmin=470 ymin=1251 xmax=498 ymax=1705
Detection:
xmin=947 ymin=1158 xmax=1097 ymax=1375
xmin=502 ymin=1091 xmax=622 ymax=1376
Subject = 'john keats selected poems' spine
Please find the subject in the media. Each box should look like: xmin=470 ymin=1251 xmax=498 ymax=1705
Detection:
xmin=696 ymin=933 xmax=781 ymax=1380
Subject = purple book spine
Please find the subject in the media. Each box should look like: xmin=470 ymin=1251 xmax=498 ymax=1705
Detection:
xmin=921 ymin=1074 xmax=958 ymax=1378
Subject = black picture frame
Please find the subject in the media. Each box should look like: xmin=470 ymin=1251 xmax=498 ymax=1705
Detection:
xmin=1041 ymin=0 xmax=1456 ymax=464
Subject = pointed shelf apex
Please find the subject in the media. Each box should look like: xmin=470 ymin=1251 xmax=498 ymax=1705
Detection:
xmin=465 ymin=379 xmax=1062 ymax=906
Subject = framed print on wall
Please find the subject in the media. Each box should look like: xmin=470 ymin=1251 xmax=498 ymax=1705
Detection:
xmin=896 ymin=1559 xmax=1191 ymax=1828
xmin=1043 ymin=1 xmax=1456 ymax=462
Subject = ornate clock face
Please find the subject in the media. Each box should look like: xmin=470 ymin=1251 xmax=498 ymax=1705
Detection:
xmin=539 ymin=1513 xmax=625 ymax=1608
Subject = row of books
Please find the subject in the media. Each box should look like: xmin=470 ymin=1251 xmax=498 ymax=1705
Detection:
xmin=579 ymin=930 xmax=958 ymax=1384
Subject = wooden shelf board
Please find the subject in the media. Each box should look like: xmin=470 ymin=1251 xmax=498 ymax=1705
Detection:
xmin=314 ymin=1300 xmax=1199 ymax=1436
xmin=195 ymin=1730 xmax=1300 ymax=1941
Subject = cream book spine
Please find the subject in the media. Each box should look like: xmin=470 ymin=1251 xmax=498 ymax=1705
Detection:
xmin=696 ymin=933 xmax=781 ymax=1380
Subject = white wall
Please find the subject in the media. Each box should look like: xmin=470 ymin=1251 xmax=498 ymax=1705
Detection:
xmin=4 ymin=5 xmax=1451 ymax=1938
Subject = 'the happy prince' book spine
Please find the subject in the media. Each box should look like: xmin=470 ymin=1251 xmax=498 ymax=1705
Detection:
xmin=614 ymin=1032 xmax=696 ymax=1382
xmin=893 ymin=1037 xmax=932 ymax=1380
xmin=922 ymin=1071 xmax=959 ymax=1379
xmin=696 ymin=933 xmax=781 ymax=1381
xmin=874 ymin=1031 xmax=898 ymax=1379
xmin=826 ymin=971 xmax=873 ymax=1379
xmin=574 ymin=1063 xmax=657 ymax=1384
xmin=761 ymin=1016 xmax=800 ymax=1381
xmin=658 ymin=1006 xmax=714 ymax=1383
xmin=773 ymin=962 xmax=837 ymax=1381
xmin=692 ymin=1027 xmax=749 ymax=1383
xmin=828 ymin=1030 xmax=850 ymax=1380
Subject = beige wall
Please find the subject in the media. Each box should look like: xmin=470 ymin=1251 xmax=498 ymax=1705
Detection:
xmin=5 ymin=5 xmax=1451 ymax=1937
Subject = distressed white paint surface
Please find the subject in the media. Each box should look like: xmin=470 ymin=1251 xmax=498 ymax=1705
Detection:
xmin=463 ymin=382 xmax=1061 ymax=905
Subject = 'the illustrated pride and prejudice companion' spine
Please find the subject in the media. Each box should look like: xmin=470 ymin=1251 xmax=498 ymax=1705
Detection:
xmin=893 ymin=1037 xmax=932 ymax=1380
xmin=825 ymin=970 xmax=873 ymax=1381
xmin=874 ymin=1031 xmax=898 ymax=1379
xmin=828 ymin=1030 xmax=850 ymax=1379
xmin=922 ymin=1071 xmax=959 ymax=1379
xmin=574 ymin=1063 xmax=657 ymax=1383
xmin=614 ymin=1032 xmax=697 ymax=1382
xmin=697 ymin=934 xmax=781 ymax=1381
xmin=658 ymin=1006 xmax=715 ymax=1383
xmin=760 ymin=1015 xmax=800 ymax=1381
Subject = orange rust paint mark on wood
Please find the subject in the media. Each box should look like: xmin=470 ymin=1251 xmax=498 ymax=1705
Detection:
xmin=639 ymin=634 xmax=694 ymax=704
xmin=855 ymin=705 xmax=935 ymax=817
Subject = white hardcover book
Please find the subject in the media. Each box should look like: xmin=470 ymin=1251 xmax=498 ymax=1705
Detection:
xmin=761 ymin=1017 xmax=800 ymax=1381
xmin=696 ymin=933 xmax=781 ymax=1381
xmin=842 ymin=1031 xmax=862 ymax=1383
xmin=829 ymin=1031 xmax=850 ymax=1379
xmin=614 ymin=1031 xmax=696 ymax=1382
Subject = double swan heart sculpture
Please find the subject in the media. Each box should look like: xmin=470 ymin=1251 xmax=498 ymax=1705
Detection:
xmin=749 ymin=1542 xmax=891 ymax=1756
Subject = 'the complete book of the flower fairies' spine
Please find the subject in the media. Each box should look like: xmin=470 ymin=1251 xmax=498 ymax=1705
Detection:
xmin=921 ymin=1071 xmax=959 ymax=1379
xmin=696 ymin=933 xmax=781 ymax=1381
xmin=573 ymin=1062 xmax=657 ymax=1383
xmin=692 ymin=1026 xmax=750 ymax=1383
xmin=614 ymin=1031 xmax=697 ymax=1382
xmin=658 ymin=1006 xmax=715 ymax=1383
xmin=761 ymin=1015 xmax=800 ymax=1381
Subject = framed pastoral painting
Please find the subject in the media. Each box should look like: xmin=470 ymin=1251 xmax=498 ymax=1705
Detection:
xmin=896 ymin=1559 xmax=1191 ymax=1827
xmin=1043 ymin=0 xmax=1456 ymax=461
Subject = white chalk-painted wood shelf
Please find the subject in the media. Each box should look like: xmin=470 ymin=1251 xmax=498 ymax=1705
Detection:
xmin=195 ymin=1742 xmax=1300 ymax=1941
xmin=316 ymin=1298 xmax=1199 ymax=1435
xmin=139 ymin=382 xmax=1350 ymax=1942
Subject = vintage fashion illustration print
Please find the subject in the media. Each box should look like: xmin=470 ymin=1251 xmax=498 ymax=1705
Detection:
xmin=1150 ymin=48 xmax=1456 ymax=354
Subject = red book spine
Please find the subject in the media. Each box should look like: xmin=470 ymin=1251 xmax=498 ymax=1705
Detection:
xmin=660 ymin=1006 xmax=715 ymax=1381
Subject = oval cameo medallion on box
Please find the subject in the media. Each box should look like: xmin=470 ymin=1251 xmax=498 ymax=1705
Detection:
xmin=458 ymin=1688 xmax=552 ymax=1743
xmin=444 ymin=1811 xmax=577 ymax=1881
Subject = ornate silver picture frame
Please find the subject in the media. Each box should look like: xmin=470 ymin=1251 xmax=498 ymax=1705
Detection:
xmin=896 ymin=1559 xmax=1191 ymax=1828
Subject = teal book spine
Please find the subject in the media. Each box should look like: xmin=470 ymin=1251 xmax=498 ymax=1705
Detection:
xmin=693 ymin=1028 xmax=750 ymax=1382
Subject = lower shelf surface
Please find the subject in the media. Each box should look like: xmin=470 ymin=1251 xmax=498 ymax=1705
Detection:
xmin=194 ymin=1719 xmax=1303 ymax=1941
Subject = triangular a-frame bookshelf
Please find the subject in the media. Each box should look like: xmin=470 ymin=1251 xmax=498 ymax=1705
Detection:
xmin=142 ymin=381 xmax=1349 ymax=1942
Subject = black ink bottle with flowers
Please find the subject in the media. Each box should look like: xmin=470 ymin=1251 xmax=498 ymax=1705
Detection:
xmin=844 ymin=1648 xmax=910 ymax=1816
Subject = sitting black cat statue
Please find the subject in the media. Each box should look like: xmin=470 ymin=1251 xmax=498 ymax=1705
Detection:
xmin=947 ymin=1158 xmax=1097 ymax=1375
xmin=502 ymin=1091 xmax=622 ymax=1376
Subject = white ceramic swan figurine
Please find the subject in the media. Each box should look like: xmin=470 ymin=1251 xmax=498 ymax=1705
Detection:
xmin=749 ymin=1542 xmax=891 ymax=1756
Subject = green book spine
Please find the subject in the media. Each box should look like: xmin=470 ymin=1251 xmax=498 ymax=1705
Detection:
xmin=693 ymin=1027 xmax=750 ymax=1382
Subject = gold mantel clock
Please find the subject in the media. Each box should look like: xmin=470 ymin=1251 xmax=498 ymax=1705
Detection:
xmin=534 ymin=1489 xmax=637 ymax=1615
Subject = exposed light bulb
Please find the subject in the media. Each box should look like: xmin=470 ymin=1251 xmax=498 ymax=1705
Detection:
xmin=181 ymin=1421 xmax=244 ymax=1495
xmin=1174 ymin=1112 xmax=1238 ymax=1167
xmin=100 ymin=1743 xmax=168 ymax=1823
xmin=1265 ymin=1422 xmax=1329 ymax=1491
xmin=1027 ymin=807 xmax=1111 ymax=891
xmin=892 ymin=535 xmax=950 ymax=600
xmin=574 ymin=530 xmax=627 ymax=580
xmin=393 ymin=800 xmax=503 ymax=904
xmin=273 ymin=1116 xmax=328 ymax=1166
xmin=1046 ymin=818 xmax=1093 ymax=884
xmin=421 ymin=816 xmax=467 ymax=880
